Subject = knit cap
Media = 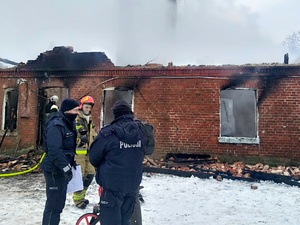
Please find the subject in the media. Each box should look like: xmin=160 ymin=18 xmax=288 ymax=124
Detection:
xmin=111 ymin=99 xmax=132 ymax=118
xmin=60 ymin=98 xmax=79 ymax=112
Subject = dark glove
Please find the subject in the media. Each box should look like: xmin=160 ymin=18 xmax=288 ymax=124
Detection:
xmin=64 ymin=168 xmax=73 ymax=182
xmin=78 ymin=128 xmax=88 ymax=136
xmin=72 ymin=161 xmax=78 ymax=170
xmin=80 ymin=135 xmax=89 ymax=144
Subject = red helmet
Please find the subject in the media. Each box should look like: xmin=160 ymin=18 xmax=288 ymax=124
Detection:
xmin=79 ymin=96 xmax=94 ymax=109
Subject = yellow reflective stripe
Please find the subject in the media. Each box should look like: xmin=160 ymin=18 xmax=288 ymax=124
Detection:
xmin=76 ymin=150 xmax=87 ymax=154
xmin=73 ymin=194 xmax=84 ymax=199
xmin=76 ymin=125 xmax=83 ymax=129
xmin=73 ymin=194 xmax=85 ymax=200
xmin=82 ymin=97 xmax=89 ymax=102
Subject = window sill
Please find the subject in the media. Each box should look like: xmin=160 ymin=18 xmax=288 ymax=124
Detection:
xmin=218 ymin=136 xmax=260 ymax=144
xmin=0 ymin=130 xmax=18 ymax=137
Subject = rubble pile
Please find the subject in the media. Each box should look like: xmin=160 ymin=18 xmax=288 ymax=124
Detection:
xmin=143 ymin=156 xmax=300 ymax=181
xmin=0 ymin=154 xmax=42 ymax=173
xmin=1 ymin=152 xmax=300 ymax=187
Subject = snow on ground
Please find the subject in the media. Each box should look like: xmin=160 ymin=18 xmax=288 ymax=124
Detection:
xmin=0 ymin=172 xmax=300 ymax=225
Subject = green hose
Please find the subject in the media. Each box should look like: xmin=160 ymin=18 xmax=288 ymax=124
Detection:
xmin=0 ymin=153 xmax=45 ymax=177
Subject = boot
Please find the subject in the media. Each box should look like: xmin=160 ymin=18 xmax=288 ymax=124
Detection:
xmin=73 ymin=190 xmax=88 ymax=209
xmin=82 ymin=187 xmax=89 ymax=204
xmin=82 ymin=174 xmax=94 ymax=204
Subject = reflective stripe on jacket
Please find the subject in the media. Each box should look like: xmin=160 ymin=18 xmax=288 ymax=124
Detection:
xmin=76 ymin=148 xmax=88 ymax=155
xmin=75 ymin=111 xmax=98 ymax=153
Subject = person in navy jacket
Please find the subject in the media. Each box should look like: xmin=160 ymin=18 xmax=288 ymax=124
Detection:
xmin=41 ymin=98 xmax=79 ymax=225
xmin=89 ymin=99 xmax=145 ymax=225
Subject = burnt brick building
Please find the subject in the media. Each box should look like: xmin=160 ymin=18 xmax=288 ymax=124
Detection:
xmin=0 ymin=46 xmax=300 ymax=162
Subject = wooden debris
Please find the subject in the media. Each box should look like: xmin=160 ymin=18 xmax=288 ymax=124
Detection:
xmin=1 ymin=152 xmax=300 ymax=184
xmin=142 ymin=155 xmax=300 ymax=185
xmin=251 ymin=185 xmax=258 ymax=190
xmin=216 ymin=175 xmax=222 ymax=181
xmin=292 ymin=175 xmax=300 ymax=180
xmin=144 ymin=156 xmax=159 ymax=167
xmin=0 ymin=154 xmax=42 ymax=173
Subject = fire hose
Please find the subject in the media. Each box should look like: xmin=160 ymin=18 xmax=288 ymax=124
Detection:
xmin=0 ymin=153 xmax=45 ymax=177
xmin=0 ymin=77 xmax=120 ymax=177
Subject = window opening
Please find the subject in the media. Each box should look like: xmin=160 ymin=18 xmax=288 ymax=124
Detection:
xmin=101 ymin=88 xmax=133 ymax=127
xmin=2 ymin=88 xmax=19 ymax=131
xmin=219 ymin=88 xmax=259 ymax=144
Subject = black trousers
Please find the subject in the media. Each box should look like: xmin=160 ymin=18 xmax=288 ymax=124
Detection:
xmin=42 ymin=171 xmax=68 ymax=225
xmin=99 ymin=188 xmax=136 ymax=225
xmin=130 ymin=190 xmax=142 ymax=225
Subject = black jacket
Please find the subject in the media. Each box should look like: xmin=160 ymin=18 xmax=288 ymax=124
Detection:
xmin=41 ymin=111 xmax=77 ymax=173
xmin=89 ymin=114 xmax=145 ymax=193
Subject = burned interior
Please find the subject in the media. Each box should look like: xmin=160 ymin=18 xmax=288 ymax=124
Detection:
xmin=101 ymin=88 xmax=133 ymax=126
xmin=219 ymin=88 xmax=258 ymax=144
xmin=2 ymin=88 xmax=18 ymax=132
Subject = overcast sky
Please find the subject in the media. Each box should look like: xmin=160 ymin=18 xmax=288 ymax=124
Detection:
xmin=1 ymin=0 xmax=300 ymax=67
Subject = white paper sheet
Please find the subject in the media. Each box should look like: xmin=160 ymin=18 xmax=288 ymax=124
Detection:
xmin=67 ymin=165 xmax=83 ymax=193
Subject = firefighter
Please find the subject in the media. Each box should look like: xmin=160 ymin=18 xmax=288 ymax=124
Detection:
xmin=73 ymin=96 xmax=98 ymax=209
xmin=45 ymin=95 xmax=59 ymax=117
xmin=43 ymin=95 xmax=59 ymax=124
xmin=46 ymin=104 xmax=59 ymax=120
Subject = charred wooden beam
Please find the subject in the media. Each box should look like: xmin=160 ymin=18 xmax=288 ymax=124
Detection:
xmin=143 ymin=166 xmax=300 ymax=188
xmin=245 ymin=170 xmax=300 ymax=187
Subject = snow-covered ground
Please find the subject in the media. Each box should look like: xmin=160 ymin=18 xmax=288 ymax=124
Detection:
xmin=1 ymin=172 xmax=300 ymax=225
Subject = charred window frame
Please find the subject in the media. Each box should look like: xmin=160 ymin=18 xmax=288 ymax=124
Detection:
xmin=2 ymin=88 xmax=19 ymax=131
xmin=101 ymin=87 xmax=133 ymax=127
xmin=218 ymin=88 xmax=259 ymax=144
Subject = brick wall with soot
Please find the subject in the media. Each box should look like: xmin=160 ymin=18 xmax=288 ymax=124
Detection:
xmin=0 ymin=67 xmax=299 ymax=161
xmin=77 ymin=70 xmax=300 ymax=160
xmin=67 ymin=68 xmax=300 ymax=160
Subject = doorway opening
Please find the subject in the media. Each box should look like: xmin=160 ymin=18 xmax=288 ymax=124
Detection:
xmin=2 ymin=88 xmax=19 ymax=132
xmin=36 ymin=87 xmax=69 ymax=148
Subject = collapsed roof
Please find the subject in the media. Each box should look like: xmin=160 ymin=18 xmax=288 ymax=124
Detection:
xmin=21 ymin=46 xmax=115 ymax=70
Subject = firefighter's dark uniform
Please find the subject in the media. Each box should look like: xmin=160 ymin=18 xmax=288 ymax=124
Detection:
xmin=89 ymin=100 xmax=145 ymax=225
xmin=73 ymin=111 xmax=97 ymax=208
xmin=41 ymin=105 xmax=78 ymax=225
xmin=43 ymin=101 xmax=55 ymax=124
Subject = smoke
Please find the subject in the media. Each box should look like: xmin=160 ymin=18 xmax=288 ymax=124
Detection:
xmin=0 ymin=62 xmax=11 ymax=69
xmin=0 ymin=0 xmax=296 ymax=66
xmin=115 ymin=0 xmax=177 ymax=65
xmin=113 ymin=0 xmax=284 ymax=66
xmin=282 ymin=31 xmax=300 ymax=63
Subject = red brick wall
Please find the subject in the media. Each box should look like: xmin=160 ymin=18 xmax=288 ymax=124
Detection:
xmin=92 ymin=68 xmax=300 ymax=160
xmin=17 ymin=79 xmax=39 ymax=149
xmin=0 ymin=73 xmax=39 ymax=150
xmin=1 ymin=67 xmax=300 ymax=161
xmin=257 ymin=78 xmax=300 ymax=159
xmin=134 ymin=77 xmax=221 ymax=158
